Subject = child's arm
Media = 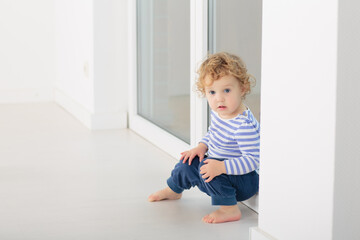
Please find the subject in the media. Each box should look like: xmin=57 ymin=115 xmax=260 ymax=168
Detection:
xmin=180 ymin=142 xmax=208 ymax=165
xmin=224 ymin=123 xmax=260 ymax=175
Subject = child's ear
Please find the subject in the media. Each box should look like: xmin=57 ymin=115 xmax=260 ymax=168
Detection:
xmin=240 ymin=84 xmax=249 ymax=99
xmin=240 ymin=85 xmax=246 ymax=97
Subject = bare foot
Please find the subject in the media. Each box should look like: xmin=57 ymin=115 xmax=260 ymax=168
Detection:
xmin=202 ymin=205 xmax=241 ymax=224
xmin=148 ymin=187 xmax=182 ymax=202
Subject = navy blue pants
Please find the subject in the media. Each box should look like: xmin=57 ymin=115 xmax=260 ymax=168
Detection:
xmin=167 ymin=156 xmax=259 ymax=206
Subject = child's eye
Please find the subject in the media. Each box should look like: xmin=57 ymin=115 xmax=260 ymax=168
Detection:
xmin=224 ymin=89 xmax=231 ymax=93
xmin=209 ymin=90 xmax=216 ymax=95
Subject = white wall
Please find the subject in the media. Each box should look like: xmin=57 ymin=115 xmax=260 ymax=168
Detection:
xmin=0 ymin=0 xmax=55 ymax=103
xmin=54 ymin=0 xmax=94 ymax=112
xmin=0 ymin=0 xmax=128 ymax=129
xmin=254 ymin=1 xmax=338 ymax=239
xmin=253 ymin=1 xmax=360 ymax=239
xmin=93 ymin=0 xmax=128 ymax=114
xmin=54 ymin=0 xmax=128 ymax=129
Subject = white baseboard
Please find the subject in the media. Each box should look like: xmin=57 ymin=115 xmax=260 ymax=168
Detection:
xmin=250 ymin=227 xmax=277 ymax=240
xmin=54 ymin=88 xmax=92 ymax=128
xmin=54 ymin=88 xmax=127 ymax=129
xmin=0 ymin=88 xmax=53 ymax=103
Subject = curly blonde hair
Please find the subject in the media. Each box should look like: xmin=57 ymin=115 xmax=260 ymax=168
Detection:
xmin=196 ymin=52 xmax=255 ymax=98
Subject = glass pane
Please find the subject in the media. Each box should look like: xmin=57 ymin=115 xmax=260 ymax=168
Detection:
xmin=209 ymin=0 xmax=262 ymax=121
xmin=137 ymin=0 xmax=190 ymax=143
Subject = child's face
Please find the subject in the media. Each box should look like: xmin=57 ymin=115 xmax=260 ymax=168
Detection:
xmin=204 ymin=75 xmax=245 ymax=119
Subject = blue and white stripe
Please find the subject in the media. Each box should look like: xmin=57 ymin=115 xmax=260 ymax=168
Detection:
xmin=200 ymin=109 xmax=260 ymax=175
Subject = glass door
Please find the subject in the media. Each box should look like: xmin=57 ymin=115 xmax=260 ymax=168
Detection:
xmin=209 ymin=0 xmax=262 ymax=122
xmin=137 ymin=0 xmax=191 ymax=144
xmin=208 ymin=0 xmax=262 ymax=212
xmin=129 ymin=0 xmax=208 ymax=159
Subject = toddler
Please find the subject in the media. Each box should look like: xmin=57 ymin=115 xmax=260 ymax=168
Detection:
xmin=148 ymin=52 xmax=260 ymax=224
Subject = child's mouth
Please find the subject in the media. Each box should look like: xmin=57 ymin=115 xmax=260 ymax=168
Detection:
xmin=218 ymin=106 xmax=226 ymax=110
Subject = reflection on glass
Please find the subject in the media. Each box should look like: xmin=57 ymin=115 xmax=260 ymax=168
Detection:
xmin=209 ymin=0 xmax=262 ymax=121
xmin=137 ymin=0 xmax=190 ymax=143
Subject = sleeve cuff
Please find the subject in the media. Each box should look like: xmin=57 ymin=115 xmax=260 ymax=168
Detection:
xmin=224 ymin=160 xmax=231 ymax=174
xmin=199 ymin=140 xmax=209 ymax=148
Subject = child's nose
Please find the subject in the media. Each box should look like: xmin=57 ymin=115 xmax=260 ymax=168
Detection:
xmin=216 ymin=93 xmax=225 ymax=101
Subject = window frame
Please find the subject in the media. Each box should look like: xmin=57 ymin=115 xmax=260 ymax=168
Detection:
xmin=128 ymin=0 xmax=208 ymax=159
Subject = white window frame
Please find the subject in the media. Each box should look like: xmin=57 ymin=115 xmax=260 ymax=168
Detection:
xmin=128 ymin=0 xmax=208 ymax=159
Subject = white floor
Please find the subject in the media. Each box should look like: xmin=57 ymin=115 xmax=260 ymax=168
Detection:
xmin=0 ymin=103 xmax=258 ymax=240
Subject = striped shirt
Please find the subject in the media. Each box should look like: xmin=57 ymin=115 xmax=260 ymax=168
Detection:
xmin=200 ymin=108 xmax=260 ymax=175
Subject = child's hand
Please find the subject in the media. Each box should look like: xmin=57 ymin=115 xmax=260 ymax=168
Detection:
xmin=180 ymin=143 xmax=208 ymax=165
xmin=200 ymin=159 xmax=226 ymax=182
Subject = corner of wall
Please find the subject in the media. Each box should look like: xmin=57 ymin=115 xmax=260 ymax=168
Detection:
xmin=54 ymin=88 xmax=127 ymax=130
xmin=54 ymin=88 xmax=92 ymax=128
